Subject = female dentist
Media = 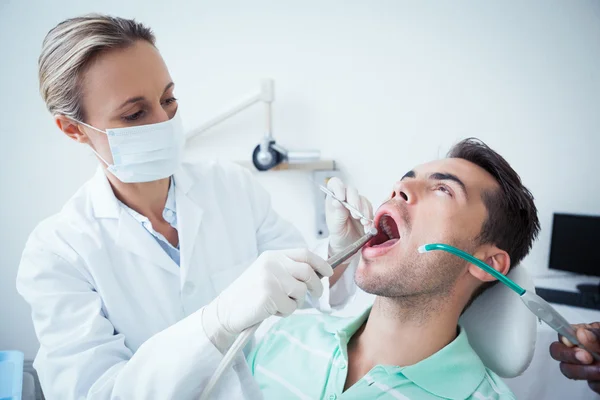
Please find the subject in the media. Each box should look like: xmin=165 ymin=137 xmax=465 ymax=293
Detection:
xmin=16 ymin=14 xmax=372 ymax=400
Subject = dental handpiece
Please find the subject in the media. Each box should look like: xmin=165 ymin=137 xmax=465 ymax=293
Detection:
xmin=327 ymin=227 xmax=378 ymax=268
xmin=199 ymin=227 xmax=379 ymax=400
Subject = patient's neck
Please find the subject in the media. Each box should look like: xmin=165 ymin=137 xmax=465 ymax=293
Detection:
xmin=344 ymin=294 xmax=460 ymax=390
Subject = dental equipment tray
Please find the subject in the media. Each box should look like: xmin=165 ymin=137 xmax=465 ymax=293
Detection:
xmin=535 ymin=287 xmax=600 ymax=310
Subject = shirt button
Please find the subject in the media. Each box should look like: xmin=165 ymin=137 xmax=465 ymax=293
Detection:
xmin=338 ymin=361 xmax=347 ymax=369
xmin=328 ymin=395 xmax=337 ymax=400
xmin=183 ymin=282 xmax=196 ymax=296
xmin=164 ymin=209 xmax=174 ymax=219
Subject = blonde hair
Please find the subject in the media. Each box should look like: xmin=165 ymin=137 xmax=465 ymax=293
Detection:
xmin=38 ymin=14 xmax=155 ymax=121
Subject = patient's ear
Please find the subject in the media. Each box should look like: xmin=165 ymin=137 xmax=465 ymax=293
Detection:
xmin=469 ymin=245 xmax=511 ymax=283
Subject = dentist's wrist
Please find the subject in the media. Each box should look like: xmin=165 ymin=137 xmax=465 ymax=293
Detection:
xmin=201 ymin=299 xmax=237 ymax=354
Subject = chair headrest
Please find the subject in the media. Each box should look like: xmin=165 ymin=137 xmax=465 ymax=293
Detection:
xmin=460 ymin=265 xmax=538 ymax=378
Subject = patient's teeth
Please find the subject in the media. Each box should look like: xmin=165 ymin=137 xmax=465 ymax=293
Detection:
xmin=380 ymin=216 xmax=393 ymax=239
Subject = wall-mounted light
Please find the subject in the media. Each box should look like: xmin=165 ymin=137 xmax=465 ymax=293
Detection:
xmin=187 ymin=79 xmax=332 ymax=172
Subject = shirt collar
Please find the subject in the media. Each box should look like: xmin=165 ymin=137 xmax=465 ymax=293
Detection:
xmin=164 ymin=177 xmax=177 ymax=215
xmin=397 ymin=326 xmax=486 ymax=400
xmin=91 ymin=167 xmax=183 ymax=220
xmin=323 ymin=306 xmax=371 ymax=337
xmin=324 ymin=307 xmax=486 ymax=400
xmin=118 ymin=177 xmax=177 ymax=225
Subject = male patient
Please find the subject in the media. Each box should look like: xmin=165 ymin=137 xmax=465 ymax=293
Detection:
xmin=248 ymin=138 xmax=540 ymax=399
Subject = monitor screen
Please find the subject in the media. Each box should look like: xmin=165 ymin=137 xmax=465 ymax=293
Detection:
xmin=549 ymin=213 xmax=600 ymax=277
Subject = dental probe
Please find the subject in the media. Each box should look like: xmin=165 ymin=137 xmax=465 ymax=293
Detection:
xmin=317 ymin=184 xmax=375 ymax=224
xmin=199 ymin=228 xmax=378 ymax=400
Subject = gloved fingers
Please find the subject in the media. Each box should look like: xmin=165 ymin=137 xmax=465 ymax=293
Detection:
xmin=272 ymin=291 xmax=299 ymax=316
xmin=326 ymin=178 xmax=348 ymax=211
xmin=559 ymin=361 xmax=600 ymax=381
xmin=285 ymin=249 xmax=333 ymax=278
xmin=285 ymin=261 xmax=324 ymax=298
xmin=326 ymin=195 xmax=349 ymax=223
xmin=327 ymin=177 xmax=345 ymax=199
xmin=345 ymin=186 xmax=362 ymax=220
xmin=551 ymin=341 xmax=594 ymax=364
xmin=278 ymin=271 xmax=310 ymax=300
xmin=325 ymin=198 xmax=348 ymax=234
xmin=359 ymin=195 xmax=374 ymax=226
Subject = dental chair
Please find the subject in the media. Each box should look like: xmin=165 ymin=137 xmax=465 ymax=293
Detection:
xmin=461 ymin=265 xmax=538 ymax=378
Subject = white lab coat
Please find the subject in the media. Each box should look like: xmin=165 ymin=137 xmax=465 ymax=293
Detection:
xmin=16 ymin=161 xmax=356 ymax=400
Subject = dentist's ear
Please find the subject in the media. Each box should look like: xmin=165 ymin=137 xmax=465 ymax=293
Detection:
xmin=55 ymin=115 xmax=90 ymax=144
xmin=470 ymin=246 xmax=511 ymax=282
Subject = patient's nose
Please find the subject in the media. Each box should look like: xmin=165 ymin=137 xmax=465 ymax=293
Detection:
xmin=391 ymin=181 xmax=414 ymax=204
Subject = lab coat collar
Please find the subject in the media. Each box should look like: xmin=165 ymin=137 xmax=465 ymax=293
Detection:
xmin=116 ymin=208 xmax=180 ymax=276
xmin=173 ymin=163 xmax=194 ymax=194
xmin=90 ymin=164 xmax=195 ymax=219
xmin=90 ymin=167 xmax=121 ymax=219
xmin=173 ymin=164 xmax=204 ymax=284
xmin=89 ymin=166 xmax=190 ymax=276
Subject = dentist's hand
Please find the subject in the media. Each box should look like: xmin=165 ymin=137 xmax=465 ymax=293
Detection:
xmin=202 ymin=249 xmax=333 ymax=352
xmin=325 ymin=177 xmax=374 ymax=257
xmin=550 ymin=322 xmax=600 ymax=394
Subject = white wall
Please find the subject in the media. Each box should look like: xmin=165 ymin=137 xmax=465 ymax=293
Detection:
xmin=1 ymin=0 xmax=599 ymax=359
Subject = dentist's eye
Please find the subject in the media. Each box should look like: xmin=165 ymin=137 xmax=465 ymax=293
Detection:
xmin=162 ymin=97 xmax=178 ymax=106
xmin=123 ymin=110 xmax=145 ymax=121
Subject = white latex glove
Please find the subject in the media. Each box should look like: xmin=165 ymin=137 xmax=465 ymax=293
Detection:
xmin=202 ymin=249 xmax=333 ymax=352
xmin=326 ymin=177 xmax=374 ymax=257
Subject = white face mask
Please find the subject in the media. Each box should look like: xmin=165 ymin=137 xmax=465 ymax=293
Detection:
xmin=75 ymin=109 xmax=185 ymax=183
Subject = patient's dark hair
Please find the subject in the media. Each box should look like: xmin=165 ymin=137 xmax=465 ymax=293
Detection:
xmin=447 ymin=138 xmax=540 ymax=311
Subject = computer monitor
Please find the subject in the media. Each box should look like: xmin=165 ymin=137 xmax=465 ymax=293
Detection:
xmin=549 ymin=213 xmax=600 ymax=291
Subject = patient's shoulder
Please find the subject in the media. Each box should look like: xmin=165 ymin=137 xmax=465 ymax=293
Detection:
xmin=470 ymin=369 xmax=516 ymax=399
xmin=267 ymin=312 xmax=342 ymax=335
xmin=248 ymin=312 xmax=343 ymax=372
xmin=257 ymin=311 xmax=349 ymax=351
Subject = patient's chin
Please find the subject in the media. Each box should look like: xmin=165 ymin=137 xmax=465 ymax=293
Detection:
xmin=355 ymin=272 xmax=393 ymax=296
xmin=355 ymin=258 xmax=388 ymax=294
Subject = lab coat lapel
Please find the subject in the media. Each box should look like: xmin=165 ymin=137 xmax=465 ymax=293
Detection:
xmin=174 ymin=167 xmax=204 ymax=284
xmin=116 ymin=209 xmax=180 ymax=276
xmin=90 ymin=167 xmax=179 ymax=275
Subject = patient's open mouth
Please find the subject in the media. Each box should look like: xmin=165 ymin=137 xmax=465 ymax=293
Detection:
xmin=369 ymin=214 xmax=401 ymax=249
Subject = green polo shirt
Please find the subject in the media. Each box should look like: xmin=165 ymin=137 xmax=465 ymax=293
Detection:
xmin=248 ymin=308 xmax=515 ymax=399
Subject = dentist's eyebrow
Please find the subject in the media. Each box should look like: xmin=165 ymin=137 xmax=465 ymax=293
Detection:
xmin=163 ymin=82 xmax=174 ymax=94
xmin=401 ymin=170 xmax=416 ymax=180
xmin=116 ymin=82 xmax=175 ymax=111
xmin=429 ymin=172 xmax=468 ymax=198
xmin=117 ymin=96 xmax=145 ymax=110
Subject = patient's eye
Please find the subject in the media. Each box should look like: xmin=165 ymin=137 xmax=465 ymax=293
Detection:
xmin=436 ymin=184 xmax=453 ymax=197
